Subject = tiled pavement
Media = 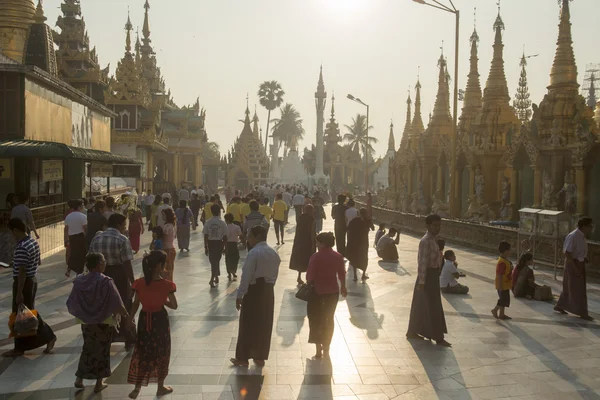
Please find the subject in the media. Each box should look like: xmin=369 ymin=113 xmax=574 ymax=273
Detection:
xmin=1 ymin=207 xmax=600 ymax=399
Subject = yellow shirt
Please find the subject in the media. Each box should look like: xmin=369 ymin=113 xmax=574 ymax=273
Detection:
xmin=495 ymin=256 xmax=513 ymax=291
xmin=240 ymin=203 xmax=251 ymax=219
xmin=203 ymin=202 xmax=214 ymax=220
xmin=272 ymin=200 xmax=288 ymax=221
xmin=259 ymin=205 xmax=273 ymax=221
xmin=227 ymin=203 xmax=241 ymax=222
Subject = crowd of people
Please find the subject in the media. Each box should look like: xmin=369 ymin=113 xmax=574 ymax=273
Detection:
xmin=0 ymin=183 xmax=596 ymax=397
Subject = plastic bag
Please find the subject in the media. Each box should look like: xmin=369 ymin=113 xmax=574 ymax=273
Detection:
xmin=13 ymin=304 xmax=38 ymax=336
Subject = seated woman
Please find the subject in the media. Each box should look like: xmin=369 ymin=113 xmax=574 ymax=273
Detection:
xmin=512 ymin=252 xmax=539 ymax=299
xmin=376 ymin=227 xmax=400 ymax=262
xmin=440 ymin=250 xmax=469 ymax=294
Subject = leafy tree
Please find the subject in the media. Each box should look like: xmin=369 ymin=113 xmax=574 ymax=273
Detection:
xmin=343 ymin=114 xmax=377 ymax=159
xmin=257 ymin=81 xmax=285 ymax=150
xmin=271 ymin=103 xmax=305 ymax=157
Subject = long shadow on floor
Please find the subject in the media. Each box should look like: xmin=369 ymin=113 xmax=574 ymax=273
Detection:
xmin=296 ymin=357 xmax=333 ymax=399
xmin=378 ymin=260 xmax=410 ymax=276
xmin=347 ymin=281 xmax=384 ymax=340
xmin=442 ymin=293 xmax=481 ymax=322
xmin=275 ymin=289 xmax=306 ymax=347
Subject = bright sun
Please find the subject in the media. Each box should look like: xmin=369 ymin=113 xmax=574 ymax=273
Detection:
xmin=325 ymin=0 xmax=365 ymax=15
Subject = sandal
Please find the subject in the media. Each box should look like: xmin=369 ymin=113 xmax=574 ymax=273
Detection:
xmin=156 ymin=386 xmax=173 ymax=396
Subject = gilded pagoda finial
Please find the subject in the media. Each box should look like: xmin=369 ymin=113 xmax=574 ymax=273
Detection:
xmin=482 ymin=3 xmax=510 ymax=107
xmin=410 ymin=76 xmax=425 ymax=137
xmin=470 ymin=7 xmax=479 ymax=45
xmin=143 ymin=0 xmax=151 ymax=41
xmin=125 ymin=10 xmax=133 ymax=53
xmin=429 ymin=49 xmax=452 ymax=133
xmin=388 ymin=121 xmax=395 ymax=151
xmin=549 ymin=0 xmax=578 ymax=91
xmin=330 ymin=91 xmax=335 ymax=118
xmin=34 ymin=0 xmax=47 ymax=23
xmin=514 ymin=50 xmax=533 ymax=122
xmin=402 ymin=88 xmax=412 ymax=143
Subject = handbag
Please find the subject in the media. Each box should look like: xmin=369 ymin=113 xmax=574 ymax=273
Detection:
xmin=534 ymin=285 xmax=553 ymax=301
xmin=295 ymin=283 xmax=314 ymax=302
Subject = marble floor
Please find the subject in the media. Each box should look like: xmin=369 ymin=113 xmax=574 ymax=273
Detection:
xmin=1 ymin=207 xmax=600 ymax=399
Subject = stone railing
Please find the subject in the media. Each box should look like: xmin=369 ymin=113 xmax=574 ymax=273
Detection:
xmin=359 ymin=202 xmax=600 ymax=277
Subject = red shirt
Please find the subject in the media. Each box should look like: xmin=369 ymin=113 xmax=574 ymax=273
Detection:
xmin=132 ymin=278 xmax=176 ymax=312
xmin=306 ymin=248 xmax=346 ymax=295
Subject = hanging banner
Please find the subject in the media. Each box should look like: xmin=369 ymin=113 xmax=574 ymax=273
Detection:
xmin=0 ymin=158 xmax=11 ymax=179
xmin=90 ymin=162 xmax=113 ymax=177
xmin=41 ymin=160 xmax=63 ymax=182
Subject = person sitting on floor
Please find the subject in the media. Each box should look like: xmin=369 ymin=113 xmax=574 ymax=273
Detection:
xmin=376 ymin=227 xmax=400 ymax=262
xmin=440 ymin=250 xmax=469 ymax=294
xmin=374 ymin=223 xmax=386 ymax=248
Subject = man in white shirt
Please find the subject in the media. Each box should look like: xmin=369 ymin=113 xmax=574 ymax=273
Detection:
xmin=345 ymin=199 xmax=359 ymax=226
xmin=376 ymin=227 xmax=400 ymax=262
xmin=439 ymin=250 xmax=469 ymax=294
xmin=191 ymin=186 xmax=197 ymax=196
xmin=555 ymin=217 xmax=594 ymax=320
xmin=197 ymin=186 xmax=206 ymax=198
xmin=64 ymin=200 xmax=88 ymax=276
xmin=144 ymin=191 xmax=155 ymax=222
xmin=203 ymin=204 xmax=228 ymax=288
xmin=156 ymin=197 xmax=173 ymax=228
xmin=292 ymin=191 xmax=305 ymax=224
xmin=178 ymin=186 xmax=190 ymax=202
xmin=231 ymin=225 xmax=280 ymax=367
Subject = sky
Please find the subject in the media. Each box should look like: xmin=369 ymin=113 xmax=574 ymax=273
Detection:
xmin=44 ymin=0 xmax=598 ymax=159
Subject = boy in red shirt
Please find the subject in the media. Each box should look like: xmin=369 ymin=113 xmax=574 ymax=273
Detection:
xmin=492 ymin=241 xmax=513 ymax=320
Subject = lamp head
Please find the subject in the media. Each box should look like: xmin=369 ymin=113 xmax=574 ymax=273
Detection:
xmin=347 ymin=94 xmax=355 ymax=100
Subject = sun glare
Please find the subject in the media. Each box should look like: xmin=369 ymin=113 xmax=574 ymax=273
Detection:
xmin=325 ymin=0 xmax=366 ymax=16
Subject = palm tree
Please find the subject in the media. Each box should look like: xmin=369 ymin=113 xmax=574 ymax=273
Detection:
xmin=202 ymin=141 xmax=220 ymax=160
xmin=258 ymin=81 xmax=285 ymax=151
xmin=344 ymin=114 xmax=378 ymax=160
xmin=271 ymin=103 xmax=305 ymax=157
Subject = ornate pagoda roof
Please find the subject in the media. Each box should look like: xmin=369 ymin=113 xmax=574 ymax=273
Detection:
xmin=24 ymin=1 xmax=58 ymax=77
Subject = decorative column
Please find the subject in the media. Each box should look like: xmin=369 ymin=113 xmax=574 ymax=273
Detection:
xmin=533 ymin=167 xmax=542 ymax=207
xmin=510 ymin=168 xmax=518 ymax=220
xmin=436 ymin=164 xmax=443 ymax=194
xmin=173 ymin=153 xmax=180 ymax=187
xmin=468 ymin=165 xmax=475 ymax=199
xmin=195 ymin=155 xmax=203 ymax=186
xmin=575 ymin=165 xmax=585 ymax=215
xmin=146 ymin=151 xmax=153 ymax=192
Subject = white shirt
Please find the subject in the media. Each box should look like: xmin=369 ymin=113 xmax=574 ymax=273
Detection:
xmin=237 ymin=241 xmax=280 ymax=299
xmin=564 ymin=228 xmax=588 ymax=262
xmin=144 ymin=194 xmax=155 ymax=206
xmin=292 ymin=194 xmax=305 ymax=206
xmin=178 ymin=189 xmax=190 ymax=202
xmin=226 ymin=223 xmax=242 ymax=243
xmin=162 ymin=192 xmax=172 ymax=200
xmin=191 ymin=189 xmax=197 ymax=196
xmin=65 ymin=211 xmax=87 ymax=235
xmin=202 ymin=216 xmax=228 ymax=241
xmin=283 ymin=192 xmax=293 ymax=206
xmin=376 ymin=234 xmax=396 ymax=254
xmin=345 ymin=207 xmax=359 ymax=226
xmin=440 ymin=259 xmax=459 ymax=288
xmin=156 ymin=204 xmax=173 ymax=228
xmin=197 ymin=188 xmax=206 ymax=198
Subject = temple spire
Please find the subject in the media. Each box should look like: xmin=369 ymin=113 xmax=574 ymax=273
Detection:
xmin=402 ymin=90 xmax=412 ymax=143
xmin=388 ymin=121 xmax=395 ymax=151
xmin=514 ymin=52 xmax=532 ymax=122
xmin=34 ymin=0 xmax=47 ymax=23
xmin=464 ymin=12 xmax=482 ymax=109
xmin=410 ymin=78 xmax=425 ymax=137
xmin=252 ymin=106 xmax=260 ymax=138
xmin=142 ymin=0 xmax=151 ymax=42
xmin=429 ymin=49 xmax=453 ymax=133
xmin=549 ymin=0 xmax=578 ymax=91
xmin=481 ymin=7 xmax=510 ymax=107
xmin=317 ymin=65 xmax=325 ymax=95
xmin=125 ymin=11 xmax=133 ymax=53
xmin=330 ymin=92 xmax=335 ymax=118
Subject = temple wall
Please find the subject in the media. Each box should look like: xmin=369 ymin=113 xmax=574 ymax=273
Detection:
xmin=362 ymin=202 xmax=600 ymax=277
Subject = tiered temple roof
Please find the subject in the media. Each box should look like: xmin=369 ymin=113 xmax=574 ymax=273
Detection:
xmin=459 ymin=23 xmax=482 ymax=134
xmin=427 ymin=52 xmax=453 ymax=136
xmin=409 ymin=79 xmax=425 ymax=138
xmin=53 ymin=0 xmax=109 ymax=103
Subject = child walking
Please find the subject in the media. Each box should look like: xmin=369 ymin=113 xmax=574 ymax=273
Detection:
xmin=492 ymin=241 xmax=513 ymax=320
xmin=150 ymin=226 xmax=163 ymax=251
xmin=224 ymin=213 xmax=242 ymax=281
xmin=127 ymin=251 xmax=178 ymax=399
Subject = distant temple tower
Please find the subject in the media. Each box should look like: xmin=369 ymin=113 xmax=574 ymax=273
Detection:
xmin=311 ymin=66 xmax=328 ymax=186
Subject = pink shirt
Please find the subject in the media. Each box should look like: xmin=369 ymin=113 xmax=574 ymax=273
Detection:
xmin=306 ymin=248 xmax=346 ymax=295
xmin=163 ymin=223 xmax=176 ymax=249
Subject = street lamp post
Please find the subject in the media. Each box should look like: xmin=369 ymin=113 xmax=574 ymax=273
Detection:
xmin=413 ymin=0 xmax=460 ymax=216
xmin=347 ymin=94 xmax=370 ymax=192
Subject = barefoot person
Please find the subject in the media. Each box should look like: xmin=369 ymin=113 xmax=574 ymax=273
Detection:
xmin=67 ymin=253 xmax=129 ymax=393
xmin=127 ymin=251 xmax=178 ymax=399
xmin=3 ymin=218 xmax=56 ymax=358
xmin=231 ymin=226 xmax=281 ymax=367
xmin=406 ymin=214 xmax=450 ymax=347
xmin=555 ymin=217 xmax=595 ymax=321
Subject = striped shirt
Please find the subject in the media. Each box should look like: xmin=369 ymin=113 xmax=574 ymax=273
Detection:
xmin=13 ymin=236 xmax=40 ymax=278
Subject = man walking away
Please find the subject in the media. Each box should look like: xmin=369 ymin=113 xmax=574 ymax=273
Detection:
xmin=243 ymin=201 xmax=269 ymax=251
xmin=231 ymin=226 xmax=280 ymax=367
xmin=292 ymin=190 xmax=305 ymax=224
xmin=10 ymin=194 xmax=39 ymax=239
xmin=2 ymin=218 xmax=56 ymax=357
xmin=331 ymin=194 xmax=347 ymax=257
xmin=406 ymin=214 xmax=450 ymax=347
xmin=555 ymin=217 xmax=594 ymax=320
xmin=203 ymin=204 xmax=228 ymax=289
xmin=144 ymin=191 xmax=155 ymax=223
xmin=89 ymin=214 xmax=136 ymax=349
